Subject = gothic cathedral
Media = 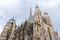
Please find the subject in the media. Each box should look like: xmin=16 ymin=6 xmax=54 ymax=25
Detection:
xmin=0 ymin=3 xmax=60 ymax=40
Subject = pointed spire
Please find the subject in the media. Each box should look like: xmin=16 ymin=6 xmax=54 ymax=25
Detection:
xmin=30 ymin=7 xmax=32 ymax=17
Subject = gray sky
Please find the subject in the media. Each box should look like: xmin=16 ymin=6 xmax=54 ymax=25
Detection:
xmin=0 ymin=0 xmax=60 ymax=37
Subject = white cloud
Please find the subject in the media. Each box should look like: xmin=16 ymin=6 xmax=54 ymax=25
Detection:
xmin=0 ymin=0 xmax=20 ymax=7
xmin=39 ymin=0 xmax=60 ymax=8
xmin=0 ymin=11 xmax=4 ymax=14
xmin=0 ymin=10 xmax=7 ymax=19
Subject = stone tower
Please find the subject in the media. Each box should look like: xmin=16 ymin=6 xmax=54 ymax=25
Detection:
xmin=8 ymin=18 xmax=17 ymax=40
xmin=0 ymin=18 xmax=16 ymax=40
xmin=34 ymin=4 xmax=43 ymax=26
xmin=43 ymin=12 xmax=55 ymax=40
xmin=0 ymin=0 xmax=60 ymax=40
xmin=33 ymin=4 xmax=43 ymax=40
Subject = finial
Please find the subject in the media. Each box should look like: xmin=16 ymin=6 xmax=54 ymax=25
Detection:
xmin=36 ymin=0 xmax=39 ymax=8
xmin=44 ymin=9 xmax=47 ymax=13
xmin=9 ymin=16 xmax=15 ymax=22
xmin=12 ymin=16 xmax=14 ymax=19
xmin=44 ymin=9 xmax=48 ymax=15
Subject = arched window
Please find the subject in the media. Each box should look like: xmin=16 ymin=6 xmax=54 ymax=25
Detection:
xmin=11 ymin=22 xmax=13 ymax=28
xmin=38 ymin=13 xmax=39 ymax=15
xmin=44 ymin=37 xmax=46 ymax=40
xmin=39 ymin=20 xmax=40 ymax=22
xmin=37 ymin=27 xmax=39 ymax=31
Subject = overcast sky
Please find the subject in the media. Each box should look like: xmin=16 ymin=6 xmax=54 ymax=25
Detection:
xmin=0 ymin=0 xmax=60 ymax=37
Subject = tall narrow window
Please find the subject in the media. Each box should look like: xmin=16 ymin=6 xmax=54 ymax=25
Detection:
xmin=44 ymin=37 xmax=46 ymax=40
xmin=38 ymin=13 xmax=39 ymax=15
xmin=39 ymin=20 xmax=40 ymax=22
xmin=48 ymin=28 xmax=52 ymax=40
xmin=11 ymin=22 xmax=13 ymax=29
xmin=11 ymin=22 xmax=13 ymax=27
xmin=38 ymin=16 xmax=39 ymax=18
xmin=37 ymin=27 xmax=39 ymax=31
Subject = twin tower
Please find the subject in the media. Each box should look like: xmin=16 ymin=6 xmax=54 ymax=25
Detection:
xmin=0 ymin=3 xmax=59 ymax=40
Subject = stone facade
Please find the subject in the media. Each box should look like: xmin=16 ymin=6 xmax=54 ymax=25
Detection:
xmin=0 ymin=4 xmax=60 ymax=40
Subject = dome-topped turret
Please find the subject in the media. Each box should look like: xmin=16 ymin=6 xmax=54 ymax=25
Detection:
xmin=43 ymin=12 xmax=52 ymax=26
xmin=44 ymin=12 xmax=51 ymax=20
xmin=35 ymin=4 xmax=39 ymax=8
xmin=9 ymin=18 xmax=15 ymax=22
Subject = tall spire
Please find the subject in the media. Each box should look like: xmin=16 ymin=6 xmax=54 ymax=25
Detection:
xmin=30 ymin=7 xmax=32 ymax=17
